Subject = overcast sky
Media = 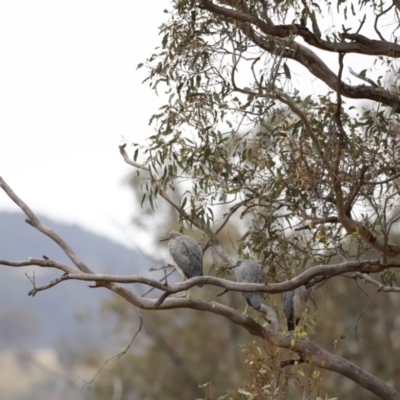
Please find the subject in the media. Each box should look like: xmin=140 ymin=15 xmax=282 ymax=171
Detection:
xmin=0 ymin=1 xmax=169 ymax=252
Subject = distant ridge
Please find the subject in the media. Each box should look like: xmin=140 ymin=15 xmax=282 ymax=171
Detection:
xmin=0 ymin=211 xmax=154 ymax=348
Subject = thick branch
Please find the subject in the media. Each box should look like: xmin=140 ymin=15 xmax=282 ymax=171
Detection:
xmin=253 ymin=32 xmax=400 ymax=112
xmin=198 ymin=0 xmax=400 ymax=57
xmin=104 ymin=281 xmax=400 ymax=400
xmin=199 ymin=1 xmax=400 ymax=112
xmin=15 ymin=257 xmax=388 ymax=297
xmin=286 ymin=332 xmax=400 ymax=400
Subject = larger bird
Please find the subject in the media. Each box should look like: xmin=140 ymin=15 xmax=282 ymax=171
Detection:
xmin=159 ymin=231 xmax=203 ymax=298
xmin=232 ymin=259 xmax=265 ymax=313
xmin=283 ymin=285 xmax=312 ymax=331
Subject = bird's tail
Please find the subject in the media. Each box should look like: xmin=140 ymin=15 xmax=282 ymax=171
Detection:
xmin=245 ymin=296 xmax=262 ymax=310
xmin=287 ymin=318 xmax=295 ymax=331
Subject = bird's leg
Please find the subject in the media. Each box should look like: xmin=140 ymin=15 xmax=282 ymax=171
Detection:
xmin=254 ymin=310 xmax=259 ymax=323
xmin=247 ymin=307 xmax=258 ymax=321
xmin=242 ymin=304 xmax=248 ymax=315
xmin=176 ymin=267 xmax=188 ymax=298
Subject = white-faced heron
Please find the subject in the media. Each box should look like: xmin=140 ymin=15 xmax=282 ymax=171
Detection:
xmin=231 ymin=259 xmax=265 ymax=313
xmin=283 ymin=285 xmax=312 ymax=331
xmin=159 ymin=231 xmax=203 ymax=298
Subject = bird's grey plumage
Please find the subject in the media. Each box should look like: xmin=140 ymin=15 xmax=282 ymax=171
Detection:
xmin=283 ymin=285 xmax=311 ymax=331
xmin=159 ymin=231 xmax=203 ymax=286
xmin=233 ymin=259 xmax=265 ymax=310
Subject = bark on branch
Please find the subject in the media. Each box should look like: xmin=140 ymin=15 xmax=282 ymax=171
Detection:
xmin=5 ymin=257 xmax=389 ymax=297
xmin=198 ymin=0 xmax=400 ymax=112
xmin=198 ymin=0 xmax=400 ymax=57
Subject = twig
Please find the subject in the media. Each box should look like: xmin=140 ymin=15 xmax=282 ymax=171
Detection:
xmin=348 ymin=67 xmax=378 ymax=87
xmin=25 ymin=271 xmax=36 ymax=290
xmin=28 ymin=274 xmax=68 ymax=297
xmin=149 ymin=264 xmax=175 ymax=272
xmin=0 ymin=257 xmax=75 ymax=273
xmin=203 ymin=200 xmax=246 ymax=253
xmin=356 ymin=14 xmax=366 ymax=34
xmin=141 ymin=269 xmax=175 ymax=298
xmin=362 ymin=171 xmax=400 ymax=185
xmin=153 ymin=292 xmax=172 ymax=310
xmin=351 ymin=272 xmax=400 ymax=293
xmin=374 ymin=4 xmax=394 ymax=41
xmin=84 ymin=316 xmax=143 ymax=390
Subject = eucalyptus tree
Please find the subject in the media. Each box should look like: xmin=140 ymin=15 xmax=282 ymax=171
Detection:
xmin=2 ymin=0 xmax=400 ymax=399
xmin=132 ymin=0 xmax=400 ymax=397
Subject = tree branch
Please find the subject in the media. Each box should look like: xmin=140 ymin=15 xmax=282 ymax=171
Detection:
xmin=0 ymin=257 xmax=75 ymax=273
xmin=104 ymin=280 xmax=400 ymax=400
xmin=0 ymin=176 xmax=91 ymax=273
xmin=198 ymin=0 xmax=400 ymax=57
xmin=198 ymin=1 xmax=400 ymax=112
xmin=8 ymin=257 xmax=388 ymax=297
xmin=351 ymin=272 xmax=400 ymax=293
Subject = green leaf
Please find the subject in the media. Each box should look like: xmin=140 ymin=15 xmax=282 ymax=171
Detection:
xmin=359 ymin=69 xmax=367 ymax=79
xmin=181 ymin=197 xmax=187 ymax=210
xmin=283 ymin=63 xmax=291 ymax=79
xmin=297 ymin=369 xmax=305 ymax=377
xmin=149 ymin=195 xmax=155 ymax=211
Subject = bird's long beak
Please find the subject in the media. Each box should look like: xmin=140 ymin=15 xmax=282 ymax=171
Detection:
xmin=159 ymin=236 xmax=169 ymax=242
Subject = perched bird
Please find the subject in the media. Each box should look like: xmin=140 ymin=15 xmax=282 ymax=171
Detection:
xmin=283 ymin=285 xmax=312 ymax=331
xmin=159 ymin=231 xmax=203 ymax=298
xmin=232 ymin=259 xmax=265 ymax=313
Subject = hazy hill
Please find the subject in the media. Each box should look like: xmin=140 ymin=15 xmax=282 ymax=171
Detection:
xmin=0 ymin=211 xmax=154 ymax=349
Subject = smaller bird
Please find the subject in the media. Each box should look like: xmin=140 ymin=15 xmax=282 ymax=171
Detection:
xmin=159 ymin=231 xmax=203 ymax=298
xmin=283 ymin=285 xmax=312 ymax=331
xmin=231 ymin=259 xmax=265 ymax=313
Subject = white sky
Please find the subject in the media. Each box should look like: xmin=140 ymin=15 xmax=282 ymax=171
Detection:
xmin=0 ymin=1 xmax=169 ymax=252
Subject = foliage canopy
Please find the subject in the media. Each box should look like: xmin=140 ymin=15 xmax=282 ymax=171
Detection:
xmin=129 ymin=0 xmax=400 ymax=397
